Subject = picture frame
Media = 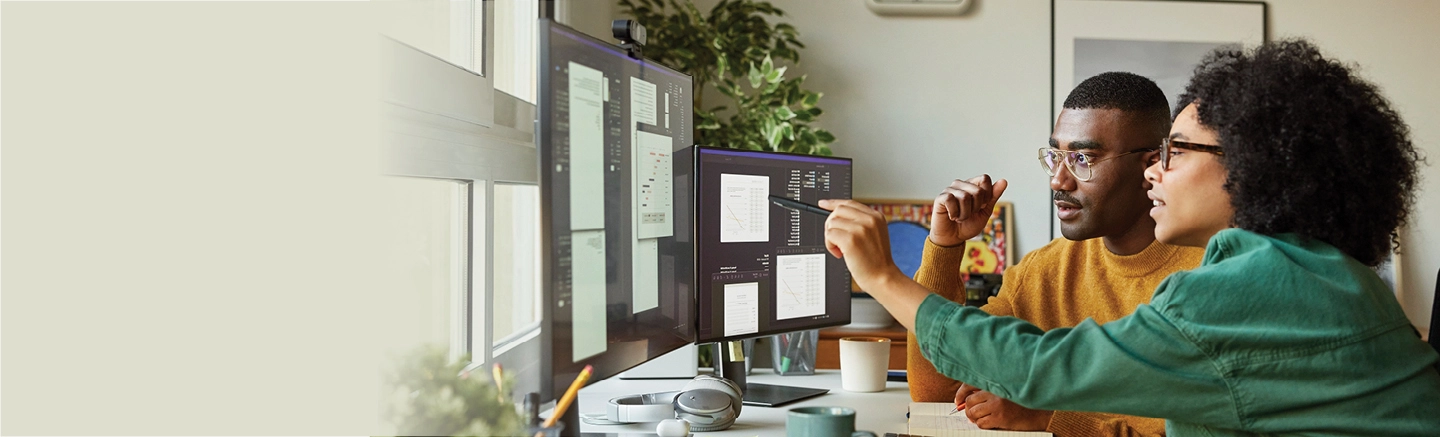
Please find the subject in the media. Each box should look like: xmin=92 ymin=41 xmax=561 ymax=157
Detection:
xmin=1050 ymin=0 xmax=1267 ymax=239
xmin=858 ymin=199 xmax=1015 ymax=283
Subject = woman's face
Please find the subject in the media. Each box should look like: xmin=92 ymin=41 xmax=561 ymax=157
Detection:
xmin=1144 ymin=103 xmax=1234 ymax=247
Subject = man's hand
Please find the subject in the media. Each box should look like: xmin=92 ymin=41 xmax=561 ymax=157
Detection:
xmin=956 ymin=383 xmax=1053 ymax=431
xmin=817 ymin=199 xmax=905 ymax=292
xmin=929 ymin=175 xmax=1009 ymax=247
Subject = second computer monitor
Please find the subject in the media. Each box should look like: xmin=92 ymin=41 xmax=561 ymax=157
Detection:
xmin=694 ymin=147 xmax=853 ymax=343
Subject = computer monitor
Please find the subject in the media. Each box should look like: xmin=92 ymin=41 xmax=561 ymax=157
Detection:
xmin=537 ymin=18 xmax=696 ymax=409
xmin=693 ymin=147 xmax=854 ymax=344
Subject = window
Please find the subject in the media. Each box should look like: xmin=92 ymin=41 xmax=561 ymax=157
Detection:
xmin=378 ymin=0 xmax=485 ymax=74
xmin=383 ymin=176 xmax=472 ymax=363
xmin=494 ymin=0 xmax=538 ymax=102
xmin=490 ymin=183 xmax=541 ymax=353
xmin=380 ymin=0 xmax=544 ymax=390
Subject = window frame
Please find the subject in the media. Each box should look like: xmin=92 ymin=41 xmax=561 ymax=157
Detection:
xmin=380 ymin=0 xmax=575 ymax=399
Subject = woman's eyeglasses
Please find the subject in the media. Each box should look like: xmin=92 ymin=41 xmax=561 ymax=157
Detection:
xmin=1159 ymin=138 xmax=1224 ymax=171
xmin=1038 ymin=147 xmax=1156 ymax=182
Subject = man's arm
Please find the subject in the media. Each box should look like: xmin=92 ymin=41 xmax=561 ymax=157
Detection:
xmin=958 ymin=382 xmax=1170 ymax=436
xmin=1048 ymin=411 xmax=1168 ymax=437
xmin=907 ymin=239 xmax=1016 ymax=402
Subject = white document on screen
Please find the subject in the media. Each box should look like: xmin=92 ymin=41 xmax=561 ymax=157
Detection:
xmin=571 ymin=229 xmax=608 ymax=360
xmin=568 ymin=61 xmax=605 ymax=231
xmin=723 ymin=282 xmax=760 ymax=337
xmin=719 ymin=173 xmax=769 ymax=243
xmin=775 ymin=253 xmax=826 ymax=320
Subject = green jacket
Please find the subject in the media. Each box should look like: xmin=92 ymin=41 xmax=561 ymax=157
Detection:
xmin=916 ymin=228 xmax=1440 ymax=436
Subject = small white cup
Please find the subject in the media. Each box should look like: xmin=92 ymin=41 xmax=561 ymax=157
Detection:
xmin=838 ymin=336 xmax=890 ymax=392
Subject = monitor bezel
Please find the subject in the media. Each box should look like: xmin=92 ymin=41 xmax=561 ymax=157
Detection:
xmin=537 ymin=18 xmax=698 ymax=402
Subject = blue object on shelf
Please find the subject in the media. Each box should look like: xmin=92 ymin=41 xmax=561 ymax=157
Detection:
xmin=887 ymin=221 xmax=929 ymax=279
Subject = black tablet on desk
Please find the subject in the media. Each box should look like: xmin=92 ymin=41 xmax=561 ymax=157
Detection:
xmin=741 ymin=382 xmax=829 ymax=407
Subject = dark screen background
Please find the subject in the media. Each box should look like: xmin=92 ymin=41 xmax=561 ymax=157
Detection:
xmin=694 ymin=147 xmax=853 ymax=343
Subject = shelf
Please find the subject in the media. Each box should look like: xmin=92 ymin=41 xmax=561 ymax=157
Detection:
xmin=815 ymin=325 xmax=908 ymax=370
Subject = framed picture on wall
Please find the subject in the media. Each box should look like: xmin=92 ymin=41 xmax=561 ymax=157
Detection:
xmin=1050 ymin=0 xmax=1267 ymax=239
xmin=857 ymin=199 xmax=1015 ymax=289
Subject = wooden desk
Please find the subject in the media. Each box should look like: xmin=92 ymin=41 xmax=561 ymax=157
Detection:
xmin=816 ymin=325 xmax=908 ymax=370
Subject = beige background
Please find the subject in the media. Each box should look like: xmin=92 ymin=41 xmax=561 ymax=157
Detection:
xmin=3 ymin=2 xmax=397 ymax=434
xmin=6 ymin=0 xmax=1440 ymax=434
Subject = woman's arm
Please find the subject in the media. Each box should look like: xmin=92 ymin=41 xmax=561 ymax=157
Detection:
xmin=916 ymin=294 xmax=1237 ymax=427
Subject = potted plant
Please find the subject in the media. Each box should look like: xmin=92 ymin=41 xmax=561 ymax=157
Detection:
xmin=381 ymin=345 xmax=526 ymax=436
xmin=619 ymin=0 xmax=837 ymax=156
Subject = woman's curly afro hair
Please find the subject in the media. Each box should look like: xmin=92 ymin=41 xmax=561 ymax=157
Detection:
xmin=1175 ymin=39 xmax=1423 ymax=266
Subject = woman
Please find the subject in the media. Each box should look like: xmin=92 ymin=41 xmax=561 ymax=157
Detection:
xmin=819 ymin=39 xmax=1439 ymax=436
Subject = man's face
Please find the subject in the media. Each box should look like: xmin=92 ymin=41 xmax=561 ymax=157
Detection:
xmin=1048 ymin=108 xmax=1160 ymax=241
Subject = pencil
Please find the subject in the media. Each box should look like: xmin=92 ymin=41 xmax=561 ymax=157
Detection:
xmin=537 ymin=364 xmax=592 ymax=435
xmin=769 ymin=195 xmax=833 ymax=217
xmin=492 ymin=363 xmax=505 ymax=401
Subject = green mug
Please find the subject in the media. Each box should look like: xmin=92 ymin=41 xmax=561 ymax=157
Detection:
xmin=786 ymin=406 xmax=878 ymax=437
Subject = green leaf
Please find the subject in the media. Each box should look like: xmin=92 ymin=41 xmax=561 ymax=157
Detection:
xmin=748 ymin=63 xmax=762 ymax=89
xmin=766 ymin=65 xmax=786 ymax=84
xmin=807 ymin=107 xmax=823 ymax=117
xmin=716 ymin=54 xmax=728 ymax=77
xmin=802 ymin=92 xmax=821 ymax=109
xmin=801 ymin=130 xmax=819 ymax=145
xmin=761 ymin=55 xmax=774 ymax=75
xmin=767 ymin=124 xmax=784 ymax=149
xmin=781 ymin=122 xmax=795 ymax=141
xmin=815 ymin=129 xmax=836 ymax=143
xmin=776 ymin=106 xmax=795 ymax=120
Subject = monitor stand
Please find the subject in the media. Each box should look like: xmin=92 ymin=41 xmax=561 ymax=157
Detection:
xmin=713 ymin=341 xmax=830 ymax=408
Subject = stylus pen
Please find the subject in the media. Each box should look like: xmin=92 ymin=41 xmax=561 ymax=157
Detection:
xmin=769 ymin=195 xmax=832 ymax=217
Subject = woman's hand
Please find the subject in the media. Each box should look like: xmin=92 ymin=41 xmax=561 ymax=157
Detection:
xmin=817 ymin=199 xmax=906 ymax=293
xmin=818 ymin=199 xmax=937 ymax=332
xmin=957 ymin=383 xmax=1054 ymax=431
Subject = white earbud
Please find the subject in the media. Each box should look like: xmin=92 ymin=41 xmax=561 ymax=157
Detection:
xmin=656 ymin=418 xmax=690 ymax=437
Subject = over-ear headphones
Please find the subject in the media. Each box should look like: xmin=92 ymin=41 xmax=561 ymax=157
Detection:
xmin=584 ymin=375 xmax=744 ymax=432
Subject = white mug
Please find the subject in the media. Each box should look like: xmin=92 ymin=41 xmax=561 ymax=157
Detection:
xmin=838 ymin=337 xmax=890 ymax=392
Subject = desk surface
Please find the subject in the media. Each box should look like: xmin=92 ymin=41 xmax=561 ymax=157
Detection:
xmin=578 ymin=369 xmax=910 ymax=436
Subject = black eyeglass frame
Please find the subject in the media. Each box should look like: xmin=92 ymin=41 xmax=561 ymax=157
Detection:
xmin=1159 ymin=138 xmax=1225 ymax=171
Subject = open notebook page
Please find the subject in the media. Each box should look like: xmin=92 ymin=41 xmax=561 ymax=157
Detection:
xmin=907 ymin=402 xmax=1052 ymax=437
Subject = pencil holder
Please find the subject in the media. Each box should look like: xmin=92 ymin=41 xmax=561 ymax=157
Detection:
xmin=771 ymin=329 xmax=818 ymax=375
xmin=525 ymin=421 xmax=564 ymax=437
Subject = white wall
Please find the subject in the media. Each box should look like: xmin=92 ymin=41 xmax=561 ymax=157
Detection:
xmin=1262 ymin=0 xmax=1440 ymax=330
xmin=568 ymin=0 xmax=1440 ymax=330
xmin=766 ymin=0 xmax=1053 ymax=258
xmin=561 ymin=0 xmax=620 ymax=41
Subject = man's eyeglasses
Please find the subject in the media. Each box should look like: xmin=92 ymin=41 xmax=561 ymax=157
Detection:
xmin=1038 ymin=147 xmax=1156 ymax=182
xmin=1159 ymin=138 xmax=1224 ymax=171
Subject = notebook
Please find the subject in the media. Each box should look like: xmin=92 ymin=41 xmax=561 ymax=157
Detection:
xmin=903 ymin=402 xmax=1052 ymax=437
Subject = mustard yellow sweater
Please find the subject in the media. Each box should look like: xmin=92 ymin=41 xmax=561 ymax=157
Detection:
xmin=906 ymin=237 xmax=1204 ymax=437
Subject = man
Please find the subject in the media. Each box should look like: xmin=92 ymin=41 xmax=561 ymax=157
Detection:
xmin=905 ymin=72 xmax=1204 ymax=436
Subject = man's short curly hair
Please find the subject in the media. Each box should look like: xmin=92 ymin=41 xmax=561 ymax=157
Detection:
xmin=1175 ymin=39 xmax=1423 ymax=266
xmin=1064 ymin=71 xmax=1171 ymax=140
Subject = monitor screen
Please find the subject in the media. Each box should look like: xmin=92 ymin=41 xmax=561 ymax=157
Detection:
xmin=537 ymin=20 xmax=695 ymax=401
xmin=694 ymin=147 xmax=853 ymax=343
